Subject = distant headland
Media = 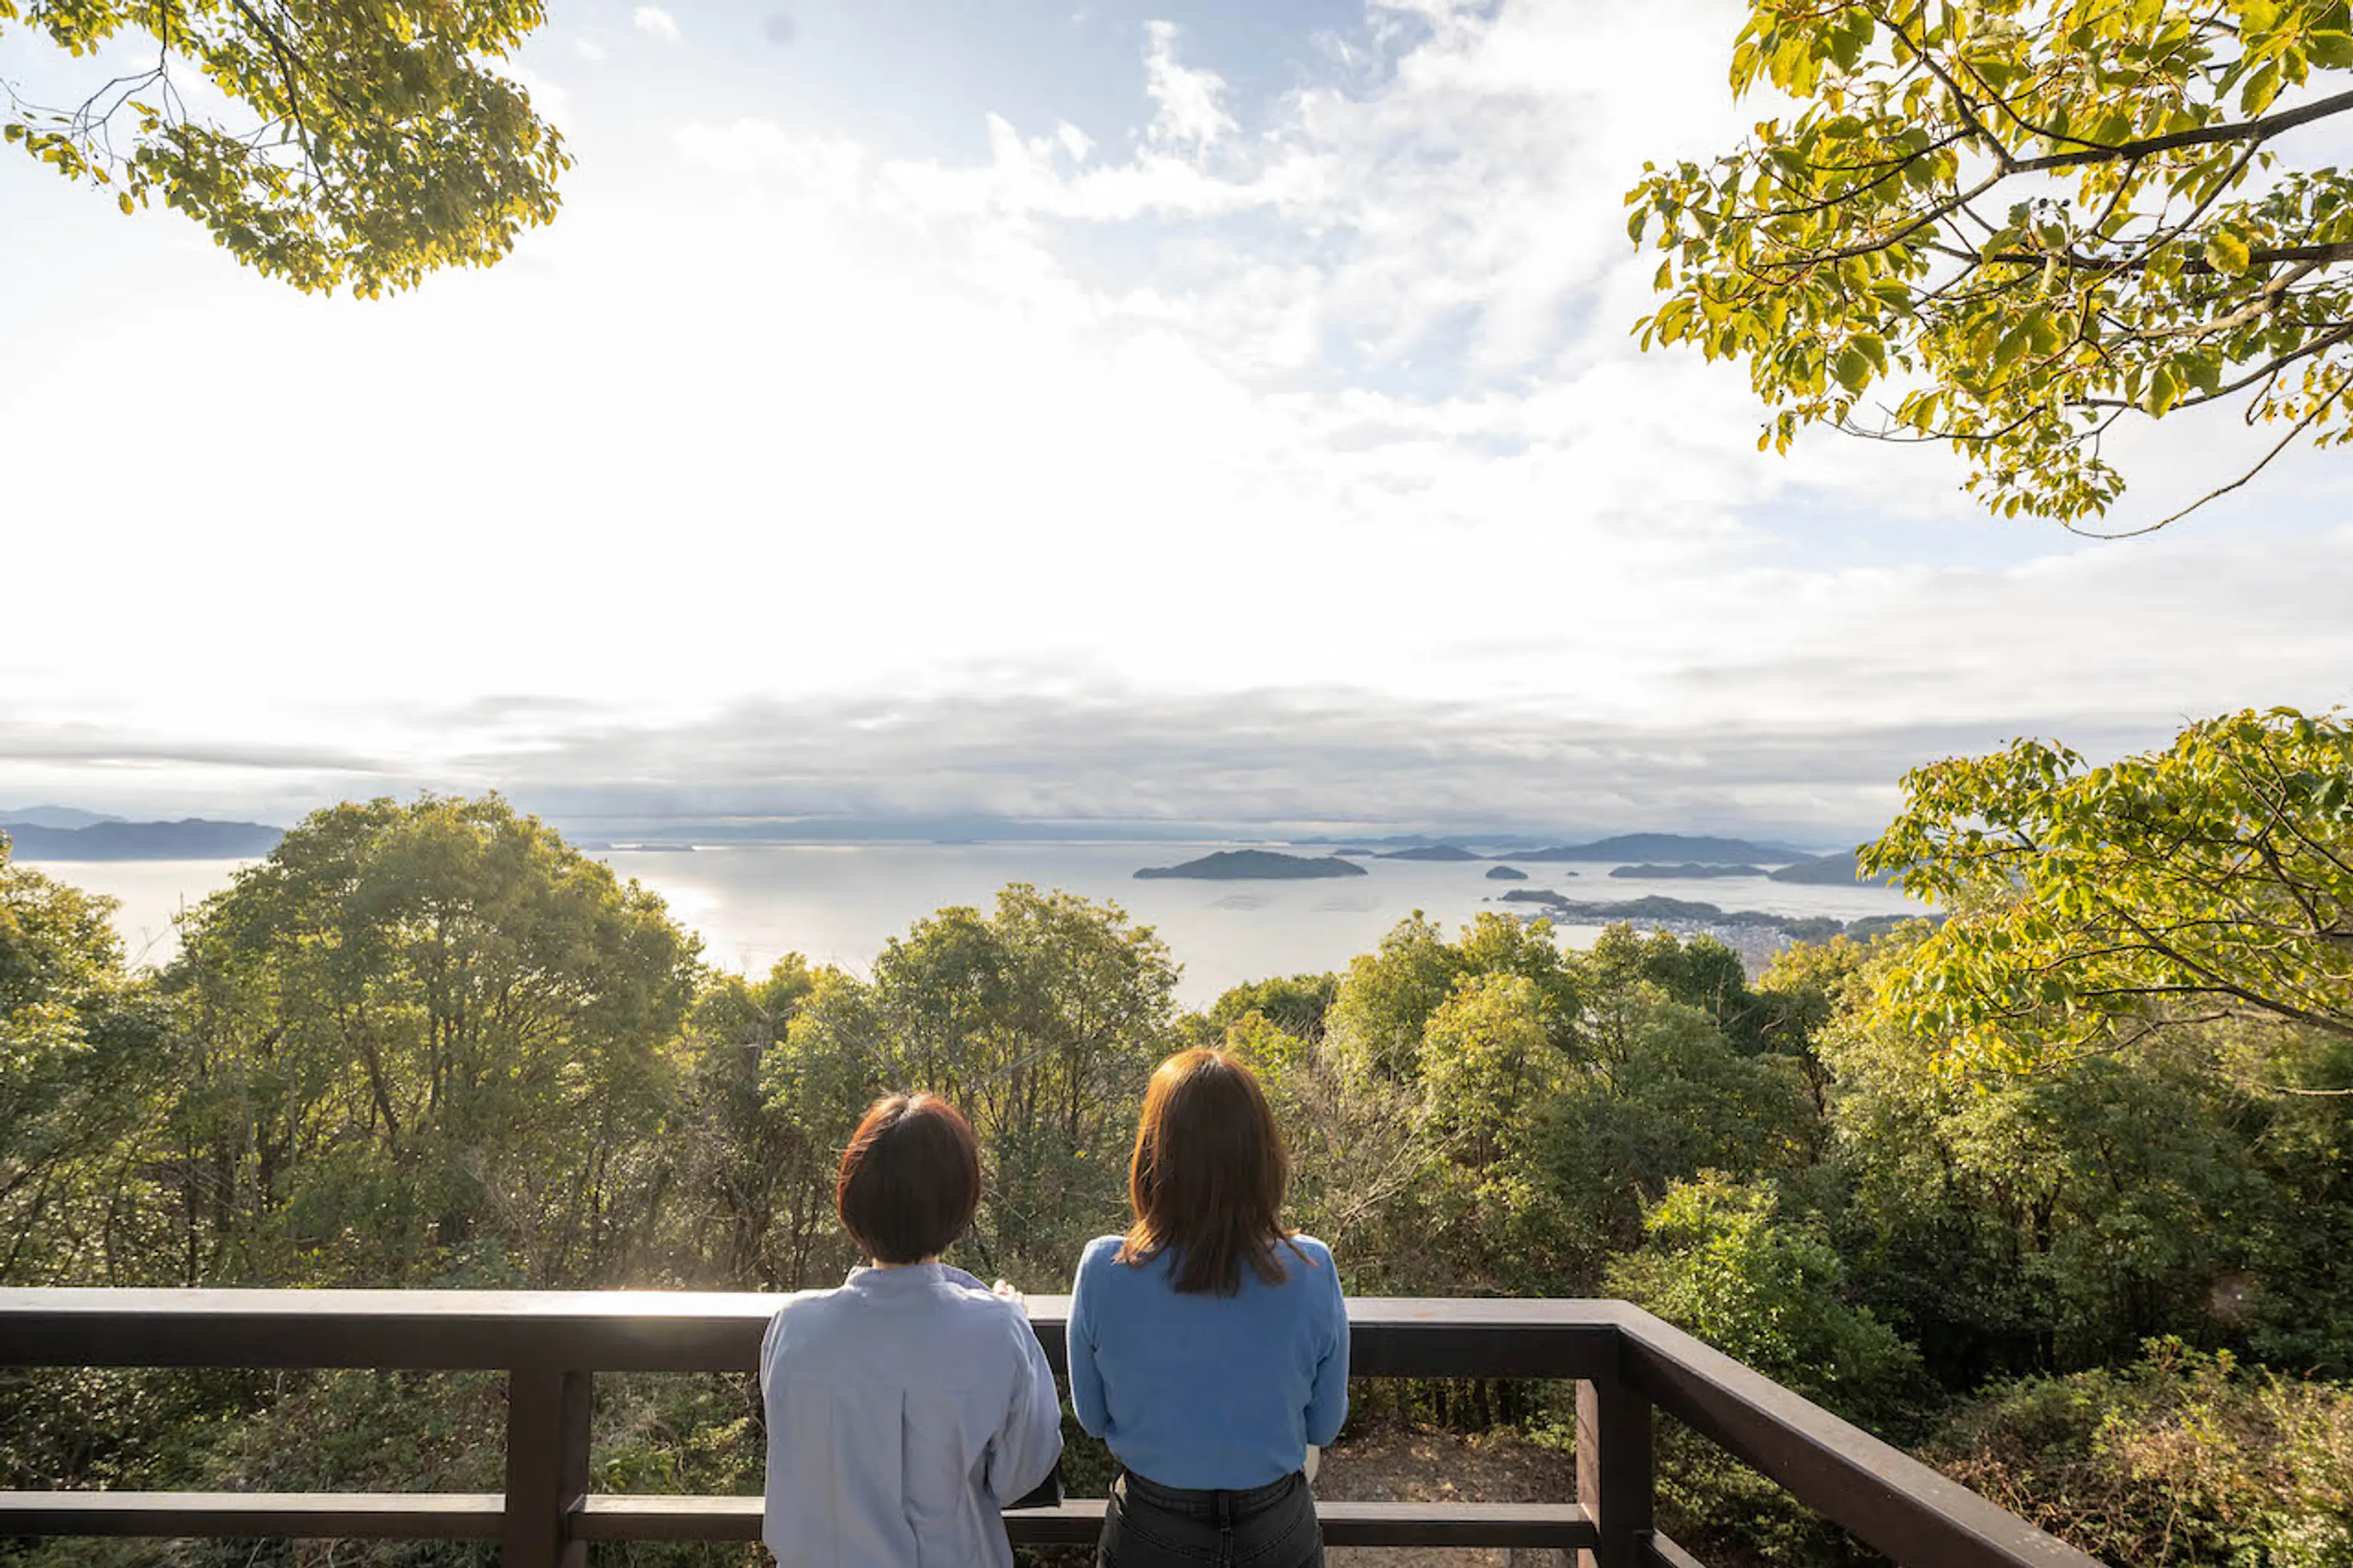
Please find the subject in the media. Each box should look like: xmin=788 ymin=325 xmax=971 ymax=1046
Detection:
xmin=1 ymin=817 xmax=282 ymax=861
xmin=1134 ymin=849 xmax=1371 ymax=881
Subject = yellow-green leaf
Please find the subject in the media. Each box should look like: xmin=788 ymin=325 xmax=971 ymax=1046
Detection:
xmin=2203 ymin=231 xmax=2252 ymax=274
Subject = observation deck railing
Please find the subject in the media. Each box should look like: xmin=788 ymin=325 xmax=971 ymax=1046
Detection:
xmin=0 ymin=1291 xmax=2102 ymax=1568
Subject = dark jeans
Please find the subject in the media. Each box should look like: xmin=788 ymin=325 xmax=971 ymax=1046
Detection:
xmin=1097 ymin=1469 xmax=1324 ymax=1568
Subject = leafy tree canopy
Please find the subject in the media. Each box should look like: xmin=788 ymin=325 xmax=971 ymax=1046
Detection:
xmin=1607 ymin=1172 xmax=1920 ymax=1417
xmin=1630 ymin=0 xmax=2353 ymax=531
xmin=1861 ymin=707 xmax=2353 ymax=1074
xmin=2 ymin=0 xmax=567 ymax=294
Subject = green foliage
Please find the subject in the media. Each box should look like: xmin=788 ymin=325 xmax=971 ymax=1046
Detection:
xmin=160 ymin=794 xmax=701 ymax=1285
xmin=1207 ymin=972 xmax=1339 ymax=1041
xmin=1328 ymin=912 xmax=1473 ymax=1078
xmin=1609 ymin=1173 xmax=1920 ymax=1420
xmin=2 ymin=0 xmax=568 ymax=294
xmin=1585 ymin=924 xmax=1783 ymax=1053
xmin=676 ymin=956 xmax=838 ymax=1289
xmin=1329 ymin=912 xmax=1577 ymax=1079
xmin=1629 ymin=0 xmax=2353 ymax=528
xmin=1539 ymin=981 xmax=1819 ymax=1275
xmin=786 ymin=884 xmax=1181 ymax=1284
xmin=1932 ymin=1341 xmax=2353 ymax=1567
xmin=1824 ymin=1000 xmax=2302 ymax=1379
xmin=1861 ymin=707 xmax=2353 ymax=1076
xmin=0 ymin=836 xmax=174 ymax=1283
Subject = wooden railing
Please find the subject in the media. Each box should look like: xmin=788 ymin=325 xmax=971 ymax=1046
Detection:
xmin=0 ymin=1290 xmax=2103 ymax=1568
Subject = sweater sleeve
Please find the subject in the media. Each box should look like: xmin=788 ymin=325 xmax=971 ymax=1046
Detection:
xmin=1303 ymin=1244 xmax=1350 ymax=1447
xmin=1067 ymin=1240 xmax=1112 ymax=1437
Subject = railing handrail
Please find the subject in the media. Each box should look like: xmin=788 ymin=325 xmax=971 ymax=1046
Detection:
xmin=0 ymin=1289 xmax=2105 ymax=1568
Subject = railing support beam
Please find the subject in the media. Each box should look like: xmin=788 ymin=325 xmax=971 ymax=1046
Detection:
xmin=504 ymin=1368 xmax=592 ymax=1568
xmin=1576 ymin=1376 xmax=1652 ymax=1568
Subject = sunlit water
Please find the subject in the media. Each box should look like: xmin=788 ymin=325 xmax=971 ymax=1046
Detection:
xmin=27 ymin=845 xmax=1931 ymax=1006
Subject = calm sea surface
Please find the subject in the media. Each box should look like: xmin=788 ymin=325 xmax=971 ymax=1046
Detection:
xmin=28 ymin=844 xmax=1931 ymax=1006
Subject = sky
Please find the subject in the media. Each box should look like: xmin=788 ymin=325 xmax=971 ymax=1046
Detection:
xmin=3 ymin=0 xmax=2350 ymax=840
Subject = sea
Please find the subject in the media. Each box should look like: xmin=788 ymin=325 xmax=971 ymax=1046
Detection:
xmin=25 ymin=844 xmax=1932 ymax=1007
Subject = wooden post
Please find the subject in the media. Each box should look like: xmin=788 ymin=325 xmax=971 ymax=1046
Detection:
xmin=1575 ymin=1376 xmax=1652 ymax=1568
xmin=504 ymin=1368 xmax=592 ymax=1568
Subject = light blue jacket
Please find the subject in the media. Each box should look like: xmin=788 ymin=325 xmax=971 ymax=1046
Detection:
xmin=761 ymin=1263 xmax=1062 ymax=1567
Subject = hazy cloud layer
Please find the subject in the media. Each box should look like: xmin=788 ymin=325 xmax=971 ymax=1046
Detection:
xmin=0 ymin=688 xmax=2241 ymax=843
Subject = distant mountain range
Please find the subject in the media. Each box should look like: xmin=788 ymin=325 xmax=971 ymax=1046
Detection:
xmin=1494 ymin=833 xmax=1811 ymax=863
xmin=1 ymin=818 xmax=282 ymax=861
xmin=0 ymin=805 xmax=127 ymax=830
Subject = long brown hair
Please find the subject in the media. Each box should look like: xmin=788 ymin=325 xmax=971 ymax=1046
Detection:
xmin=1119 ymin=1048 xmax=1300 ymax=1295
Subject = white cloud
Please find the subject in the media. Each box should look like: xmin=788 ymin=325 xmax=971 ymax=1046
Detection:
xmin=4 ymin=0 xmax=2346 ymax=828
xmin=576 ymin=36 xmax=608 ymax=62
xmin=632 ymin=6 xmax=680 ymax=42
xmin=1142 ymin=20 xmax=1237 ymax=150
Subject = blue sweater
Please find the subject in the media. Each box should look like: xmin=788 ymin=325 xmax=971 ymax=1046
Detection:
xmin=1067 ymin=1233 xmax=1349 ymax=1490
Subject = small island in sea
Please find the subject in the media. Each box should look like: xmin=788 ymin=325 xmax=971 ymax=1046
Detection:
xmin=1609 ymin=862 xmax=1769 ymax=879
xmin=1134 ymin=849 xmax=1371 ymax=881
xmin=1485 ymin=865 xmax=1529 ymax=881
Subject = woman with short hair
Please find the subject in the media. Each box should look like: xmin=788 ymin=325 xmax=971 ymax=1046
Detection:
xmin=761 ymin=1092 xmax=1063 ymax=1568
xmin=1068 ymin=1049 xmax=1349 ymax=1568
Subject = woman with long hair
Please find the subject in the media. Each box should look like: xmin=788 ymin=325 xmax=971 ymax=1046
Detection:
xmin=761 ymin=1092 xmax=1063 ymax=1568
xmin=1068 ymin=1048 xmax=1348 ymax=1568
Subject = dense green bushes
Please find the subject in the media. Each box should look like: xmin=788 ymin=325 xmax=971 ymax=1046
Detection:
xmin=1932 ymin=1344 xmax=2353 ymax=1568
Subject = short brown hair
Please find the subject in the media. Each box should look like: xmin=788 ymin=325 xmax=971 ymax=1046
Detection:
xmin=1120 ymin=1049 xmax=1297 ymax=1295
xmin=836 ymin=1093 xmax=982 ymax=1265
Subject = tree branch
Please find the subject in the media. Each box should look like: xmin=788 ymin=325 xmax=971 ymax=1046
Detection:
xmin=2014 ymin=86 xmax=2353 ymax=173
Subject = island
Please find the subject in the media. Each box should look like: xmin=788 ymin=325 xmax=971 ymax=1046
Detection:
xmin=1134 ymin=850 xmax=1370 ymax=881
xmin=1608 ymin=862 xmax=1769 ymax=879
xmin=1769 ymin=850 xmax=1903 ymax=887
xmin=1496 ymin=886 xmax=1846 ymax=950
xmin=1377 ymin=844 xmax=1483 ymax=862
xmin=1485 ymin=865 xmax=1529 ymax=881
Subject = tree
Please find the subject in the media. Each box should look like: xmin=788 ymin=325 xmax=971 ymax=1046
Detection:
xmin=1607 ymin=1173 xmax=1920 ymax=1417
xmin=676 ymin=955 xmax=827 ymax=1289
xmin=1207 ymin=973 xmax=1339 ymax=1042
xmin=163 ymin=794 xmax=700 ymax=1284
xmin=1328 ymin=911 xmax=1578 ymax=1079
xmin=1541 ymin=967 xmax=1818 ymax=1270
xmin=1628 ymin=0 xmax=2353 ymax=532
xmin=1860 ymin=708 xmax=2353 ymax=1077
xmin=3 ymin=0 xmax=566 ymax=294
xmin=1822 ymin=991 xmax=2291 ymax=1377
xmin=856 ymin=884 xmax=1180 ymax=1281
xmin=0 ymin=834 xmax=172 ymax=1282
